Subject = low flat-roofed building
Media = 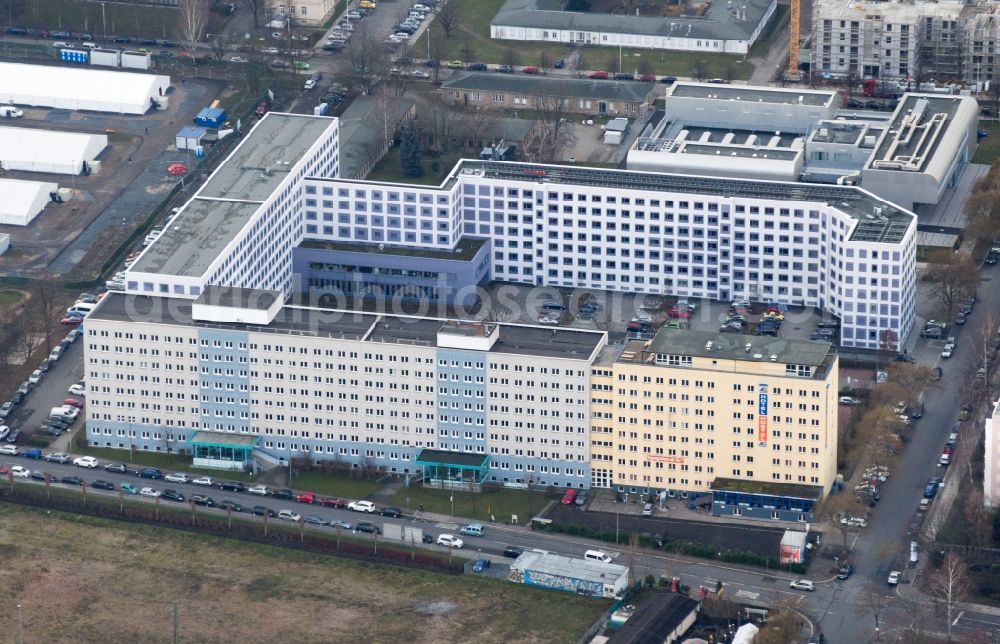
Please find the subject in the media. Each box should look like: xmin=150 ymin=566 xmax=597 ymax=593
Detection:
xmin=607 ymin=594 xmax=700 ymax=644
xmin=440 ymin=71 xmax=657 ymax=117
xmin=862 ymin=94 xmax=978 ymax=212
xmin=491 ymin=0 xmax=776 ymax=54
xmin=589 ymin=328 xmax=838 ymax=520
xmin=0 ymin=178 xmax=59 ymax=226
xmin=509 ymin=551 xmax=630 ymax=598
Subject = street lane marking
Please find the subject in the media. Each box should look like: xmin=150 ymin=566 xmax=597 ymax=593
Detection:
xmin=735 ymin=590 xmax=760 ymax=601
xmin=952 ymin=610 xmax=965 ymax=626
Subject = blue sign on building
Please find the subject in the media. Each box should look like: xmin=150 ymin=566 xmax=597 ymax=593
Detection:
xmin=60 ymin=49 xmax=89 ymax=64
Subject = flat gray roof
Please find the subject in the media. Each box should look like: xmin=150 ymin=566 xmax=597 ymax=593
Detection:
xmin=493 ymin=324 xmax=604 ymax=359
xmin=199 ymin=112 xmax=336 ymax=202
xmin=337 ymin=96 xmax=415 ymax=179
xmin=89 ymin=293 xmax=605 ymax=358
xmin=90 ymin=293 xmax=380 ymax=340
xmin=869 ymin=94 xmax=968 ymax=173
xmin=366 ymin=316 xmax=445 ymax=346
xmin=441 ymin=71 xmax=654 ymax=104
xmin=492 ymin=0 xmax=773 ymax=42
xmin=196 ymin=285 xmax=280 ymax=311
xmin=670 ymin=83 xmax=835 ymax=107
xmin=130 ymin=199 xmax=261 ymax=277
xmin=513 ymin=551 xmax=627 ymax=582
xmin=643 ymin=327 xmax=833 ymax=368
xmin=298 ymin=236 xmax=487 ymax=261
xmin=680 ymin=143 xmax=800 ymax=160
xmin=449 ymin=160 xmax=913 ymax=243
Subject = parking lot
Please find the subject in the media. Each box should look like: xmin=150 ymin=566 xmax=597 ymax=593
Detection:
xmin=478 ymin=282 xmax=833 ymax=343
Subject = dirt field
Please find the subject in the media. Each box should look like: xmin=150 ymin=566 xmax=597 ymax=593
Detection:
xmin=0 ymin=505 xmax=606 ymax=643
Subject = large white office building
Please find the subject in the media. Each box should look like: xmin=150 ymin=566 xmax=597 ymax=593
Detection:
xmin=123 ymin=112 xmax=916 ymax=351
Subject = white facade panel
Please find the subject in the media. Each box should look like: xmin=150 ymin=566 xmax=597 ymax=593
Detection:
xmin=0 ymin=178 xmax=58 ymax=226
xmin=0 ymin=62 xmax=169 ymax=114
xmin=0 ymin=126 xmax=107 ymax=175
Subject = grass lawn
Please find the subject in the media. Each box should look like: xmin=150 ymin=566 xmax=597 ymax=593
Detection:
xmin=366 ymin=145 xmax=455 ymax=186
xmin=420 ymin=0 xmax=750 ymax=79
xmin=0 ymin=504 xmax=607 ymax=643
xmin=973 ymin=120 xmax=1000 ymax=164
xmin=288 ymin=471 xmax=381 ymax=499
xmin=0 ymin=290 xmax=24 ymax=306
xmin=389 ymin=485 xmax=551 ymax=523
xmin=13 ymin=1 xmax=179 ymax=40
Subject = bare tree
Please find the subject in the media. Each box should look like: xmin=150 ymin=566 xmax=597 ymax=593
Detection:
xmin=418 ymin=105 xmax=461 ymax=157
xmin=821 ymin=492 xmax=864 ymax=552
xmin=930 ymin=552 xmax=970 ymax=640
xmin=539 ymin=50 xmax=552 ymax=75
xmin=242 ymin=0 xmax=265 ymax=28
xmin=210 ymin=33 xmax=238 ymax=61
xmin=963 ymin=488 xmax=992 ymax=547
xmin=503 ymin=46 xmax=520 ymax=69
xmin=479 ymin=285 xmax=519 ymax=323
xmin=691 ymin=59 xmax=708 ymax=81
xmin=347 ymin=22 xmax=392 ymax=95
xmin=636 ymin=58 xmax=654 ymax=77
xmin=884 ymin=362 xmax=932 ymax=395
xmin=573 ymin=51 xmax=586 ymax=77
xmin=34 ymin=273 xmax=61 ymax=353
xmin=15 ymin=305 xmax=41 ymax=363
xmin=857 ymin=592 xmax=891 ymax=642
xmin=925 ymin=251 xmax=980 ymax=319
xmin=178 ymin=0 xmax=210 ymax=47
xmin=373 ymin=85 xmax=403 ymax=158
xmin=520 ymin=96 xmax=577 ymax=164
xmin=436 ymin=2 xmax=461 ymax=38
xmin=606 ymin=55 xmax=621 ymax=74
xmin=460 ymin=40 xmax=475 ymax=64
xmin=964 ymin=188 xmax=1000 ymax=246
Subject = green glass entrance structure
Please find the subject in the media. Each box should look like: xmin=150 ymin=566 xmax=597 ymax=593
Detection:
xmin=190 ymin=431 xmax=259 ymax=472
xmin=415 ymin=448 xmax=489 ymax=491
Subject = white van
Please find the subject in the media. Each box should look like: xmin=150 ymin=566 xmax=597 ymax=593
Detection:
xmin=106 ymin=280 xmax=126 ymax=292
xmin=584 ymin=550 xmax=612 ymax=563
xmin=939 ymin=454 xmax=950 ymax=466
xmin=0 ymin=106 xmax=23 ymax=118
xmin=50 ymin=406 xmax=77 ymax=420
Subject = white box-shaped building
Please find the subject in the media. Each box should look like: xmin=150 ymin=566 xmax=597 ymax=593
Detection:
xmin=0 ymin=62 xmax=169 ymax=115
xmin=0 ymin=126 xmax=107 ymax=175
xmin=0 ymin=178 xmax=58 ymax=226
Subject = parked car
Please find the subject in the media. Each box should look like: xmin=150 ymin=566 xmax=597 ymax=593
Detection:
xmin=355 ymin=521 xmax=380 ymax=534
xmin=272 ymin=488 xmax=295 ymax=500
xmin=45 ymin=452 xmax=71 ymax=464
xmin=503 ymin=545 xmax=524 ymax=558
xmin=104 ymin=462 xmax=127 ymax=473
xmin=887 ymin=570 xmax=902 ymax=585
xmin=219 ymin=480 xmax=245 ymax=492
xmin=191 ymin=494 xmax=215 ymax=507
xmin=379 ymin=506 xmax=402 ymax=518
xmin=160 ymin=489 xmax=186 ymax=502
xmin=10 ymin=465 xmax=30 ymax=478
xmin=472 ymin=559 xmax=491 ymax=573
xmin=165 ymin=472 xmax=189 ymax=484
xmin=121 ymin=482 xmax=139 ymax=495
xmin=137 ymin=468 xmax=164 ymax=479
xmin=90 ymin=479 xmax=115 ymax=490
xmin=248 ymin=485 xmax=270 ymax=496
xmin=320 ymin=497 xmax=346 ymax=508
xmin=61 ymin=475 xmax=84 ymax=486
xmin=304 ymin=515 xmax=328 ymax=526
xmin=218 ymin=499 xmax=243 ymax=512
xmin=296 ymin=491 xmax=317 ymax=504
xmin=278 ymin=509 xmax=302 ymax=522
xmin=251 ymin=506 xmax=276 ymax=517
xmin=436 ymin=534 xmax=463 ymax=548
xmin=348 ymin=500 xmax=377 ymax=513
xmin=192 ymin=476 xmax=214 ymax=486
xmin=72 ymin=456 xmax=99 ymax=468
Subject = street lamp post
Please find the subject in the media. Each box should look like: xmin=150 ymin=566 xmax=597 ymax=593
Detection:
xmin=101 ymin=2 xmax=106 ymax=41
xmin=17 ymin=603 xmax=23 ymax=644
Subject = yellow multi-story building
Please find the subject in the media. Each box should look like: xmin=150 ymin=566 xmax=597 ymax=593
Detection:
xmin=591 ymin=328 xmax=838 ymax=522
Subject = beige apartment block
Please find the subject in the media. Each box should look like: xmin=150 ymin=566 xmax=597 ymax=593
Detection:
xmin=590 ymin=328 xmax=838 ymax=517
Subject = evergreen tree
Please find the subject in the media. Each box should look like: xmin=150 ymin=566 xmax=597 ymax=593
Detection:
xmin=399 ymin=122 xmax=423 ymax=178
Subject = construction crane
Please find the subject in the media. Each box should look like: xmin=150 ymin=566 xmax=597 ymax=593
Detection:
xmin=787 ymin=0 xmax=800 ymax=78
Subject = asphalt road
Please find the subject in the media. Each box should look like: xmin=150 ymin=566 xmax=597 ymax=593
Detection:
xmin=815 ymin=265 xmax=1000 ymax=642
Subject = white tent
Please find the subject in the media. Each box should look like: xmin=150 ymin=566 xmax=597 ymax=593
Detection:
xmin=0 ymin=178 xmax=58 ymax=226
xmin=0 ymin=62 xmax=170 ymax=115
xmin=0 ymin=126 xmax=107 ymax=175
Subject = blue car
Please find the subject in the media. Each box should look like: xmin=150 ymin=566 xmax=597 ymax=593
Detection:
xmin=23 ymin=448 xmax=42 ymax=460
xmin=137 ymin=467 xmax=164 ymax=479
xmin=472 ymin=559 xmax=491 ymax=573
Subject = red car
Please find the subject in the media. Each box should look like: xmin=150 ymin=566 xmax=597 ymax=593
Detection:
xmin=319 ymin=497 xmax=346 ymax=508
xmin=61 ymin=317 xmax=81 ymax=325
xmin=521 ymin=66 xmax=539 ymax=74
xmin=63 ymin=398 xmax=84 ymax=409
xmin=296 ymin=491 xmax=317 ymax=504
xmin=255 ymin=101 xmax=270 ymax=118
xmin=639 ymin=74 xmax=656 ymax=82
xmin=561 ymin=488 xmax=578 ymax=504
xmin=668 ymin=308 xmax=691 ymax=319
xmin=588 ymin=70 xmax=609 ymax=79
xmin=0 ymin=465 xmax=8 ymax=476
